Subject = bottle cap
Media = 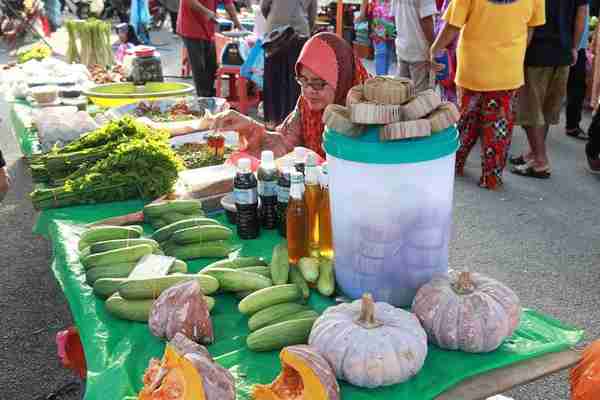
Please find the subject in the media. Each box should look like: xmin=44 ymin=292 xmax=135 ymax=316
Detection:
xmin=238 ymin=158 xmax=251 ymax=170
xmin=261 ymin=150 xmax=274 ymax=165
xmin=294 ymin=147 xmax=307 ymax=161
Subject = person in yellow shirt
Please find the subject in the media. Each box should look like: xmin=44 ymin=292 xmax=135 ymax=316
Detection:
xmin=430 ymin=0 xmax=545 ymax=190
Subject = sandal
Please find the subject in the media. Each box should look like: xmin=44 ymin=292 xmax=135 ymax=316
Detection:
xmin=509 ymin=155 xmax=528 ymax=166
xmin=510 ymin=164 xmax=551 ymax=179
xmin=566 ymin=127 xmax=589 ymax=140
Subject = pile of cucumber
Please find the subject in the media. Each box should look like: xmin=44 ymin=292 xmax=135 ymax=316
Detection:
xmin=143 ymin=199 xmax=206 ymax=230
xmin=153 ymin=217 xmax=237 ymax=261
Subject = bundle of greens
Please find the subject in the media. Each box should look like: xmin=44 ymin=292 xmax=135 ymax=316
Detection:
xmin=30 ymin=116 xmax=167 ymax=184
xmin=30 ymin=138 xmax=183 ymax=210
xmin=64 ymin=19 xmax=113 ymax=67
xmin=17 ymin=42 xmax=52 ymax=64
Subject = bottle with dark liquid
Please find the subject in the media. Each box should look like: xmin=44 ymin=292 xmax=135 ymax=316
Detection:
xmin=257 ymin=150 xmax=278 ymax=229
xmin=304 ymin=152 xmax=321 ymax=257
xmin=286 ymin=171 xmax=308 ymax=265
xmin=293 ymin=147 xmax=306 ymax=175
xmin=319 ymin=163 xmax=333 ymax=259
xmin=234 ymin=158 xmax=260 ymax=239
xmin=276 ymin=158 xmax=292 ymax=237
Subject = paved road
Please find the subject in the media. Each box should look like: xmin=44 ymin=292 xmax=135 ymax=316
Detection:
xmin=1 ymin=29 xmax=599 ymax=400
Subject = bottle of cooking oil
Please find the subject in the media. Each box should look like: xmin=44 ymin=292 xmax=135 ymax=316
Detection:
xmin=318 ymin=163 xmax=333 ymax=259
xmin=304 ymin=152 xmax=321 ymax=257
xmin=286 ymin=170 xmax=308 ymax=265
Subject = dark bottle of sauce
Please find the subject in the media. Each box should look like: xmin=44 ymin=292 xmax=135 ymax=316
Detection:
xmin=257 ymin=150 xmax=278 ymax=229
xmin=234 ymin=158 xmax=260 ymax=239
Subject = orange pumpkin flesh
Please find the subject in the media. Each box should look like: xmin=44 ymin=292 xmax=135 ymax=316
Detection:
xmin=253 ymin=345 xmax=340 ymax=400
xmin=571 ymin=340 xmax=600 ymax=400
xmin=139 ymin=345 xmax=205 ymax=400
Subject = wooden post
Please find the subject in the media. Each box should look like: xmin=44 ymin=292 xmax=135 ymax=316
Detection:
xmin=336 ymin=0 xmax=344 ymax=37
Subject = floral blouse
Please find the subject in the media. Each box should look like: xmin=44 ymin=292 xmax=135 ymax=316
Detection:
xmin=370 ymin=0 xmax=395 ymax=43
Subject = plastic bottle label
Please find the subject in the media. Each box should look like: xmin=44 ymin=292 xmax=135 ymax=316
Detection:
xmin=277 ymin=186 xmax=290 ymax=203
xmin=258 ymin=181 xmax=278 ymax=197
xmin=234 ymin=188 xmax=258 ymax=205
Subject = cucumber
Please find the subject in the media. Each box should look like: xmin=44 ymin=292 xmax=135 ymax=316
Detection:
xmin=202 ymin=256 xmax=268 ymax=270
xmin=93 ymin=278 xmax=125 ymax=298
xmin=152 ymin=217 xmax=222 ymax=243
xmin=298 ymin=257 xmax=320 ymax=283
xmin=78 ymin=226 xmax=142 ymax=251
xmin=151 ymin=218 xmax=168 ymax=230
xmin=90 ymin=238 xmax=159 ymax=254
xmin=105 ymin=294 xmax=154 ymax=322
xmin=164 ymin=241 xmax=234 ymax=260
xmin=81 ymin=244 xmax=154 ymax=270
xmin=317 ymin=259 xmax=335 ymax=296
xmin=237 ymin=266 xmax=271 ymax=278
xmin=162 ymin=211 xmax=188 ymax=224
xmin=143 ymin=200 xmax=203 ymax=218
xmin=201 ymin=268 xmax=272 ymax=292
xmin=270 ymin=243 xmax=290 ymax=285
xmin=119 ymin=274 xmax=219 ymax=300
xmin=238 ymin=284 xmax=302 ymax=315
xmin=248 ymin=302 xmax=310 ymax=332
xmin=205 ymin=295 xmax=215 ymax=312
xmin=289 ymin=268 xmax=310 ymax=300
xmin=171 ymin=225 xmax=233 ymax=245
xmin=272 ymin=309 xmax=320 ymax=326
xmin=246 ymin=317 xmax=318 ymax=352
xmin=86 ymin=259 xmax=187 ymax=285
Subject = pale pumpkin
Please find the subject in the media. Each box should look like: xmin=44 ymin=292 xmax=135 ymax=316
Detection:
xmin=252 ymin=345 xmax=340 ymax=400
xmin=412 ymin=271 xmax=521 ymax=353
xmin=139 ymin=333 xmax=235 ymax=400
xmin=308 ymin=293 xmax=428 ymax=388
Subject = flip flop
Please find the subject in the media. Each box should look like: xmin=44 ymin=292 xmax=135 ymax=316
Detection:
xmin=510 ymin=164 xmax=551 ymax=179
xmin=509 ymin=155 xmax=528 ymax=166
xmin=566 ymin=127 xmax=589 ymax=140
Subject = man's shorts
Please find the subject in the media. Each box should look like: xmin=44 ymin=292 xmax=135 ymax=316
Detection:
xmin=517 ymin=66 xmax=570 ymax=127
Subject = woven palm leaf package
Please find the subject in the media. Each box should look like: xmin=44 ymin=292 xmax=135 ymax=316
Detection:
xmin=323 ymin=104 xmax=365 ymax=137
xmin=363 ymin=76 xmax=415 ymax=104
xmin=381 ymin=119 xmax=432 ymax=141
xmin=428 ymin=101 xmax=461 ymax=132
xmin=401 ymin=90 xmax=442 ymax=120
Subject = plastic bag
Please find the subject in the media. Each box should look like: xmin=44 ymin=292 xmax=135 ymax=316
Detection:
xmin=148 ymin=280 xmax=214 ymax=344
xmin=241 ymin=39 xmax=264 ymax=90
xmin=34 ymin=107 xmax=99 ymax=152
xmin=570 ymin=340 xmax=600 ymax=400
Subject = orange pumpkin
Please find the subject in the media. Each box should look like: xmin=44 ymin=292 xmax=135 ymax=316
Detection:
xmin=570 ymin=340 xmax=600 ymax=400
xmin=139 ymin=333 xmax=235 ymax=400
xmin=253 ymin=345 xmax=340 ymax=400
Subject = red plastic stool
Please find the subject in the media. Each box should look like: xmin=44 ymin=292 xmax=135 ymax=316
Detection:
xmin=215 ymin=65 xmax=260 ymax=115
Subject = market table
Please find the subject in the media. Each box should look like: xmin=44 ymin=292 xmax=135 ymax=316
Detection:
xmin=9 ymin=99 xmax=41 ymax=158
xmin=33 ymin=200 xmax=584 ymax=400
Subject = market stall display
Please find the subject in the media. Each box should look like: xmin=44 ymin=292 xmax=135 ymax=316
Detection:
xmin=64 ymin=19 xmax=114 ymax=66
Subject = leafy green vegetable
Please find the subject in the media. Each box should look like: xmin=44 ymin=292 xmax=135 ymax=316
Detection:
xmin=30 ymin=138 xmax=183 ymax=210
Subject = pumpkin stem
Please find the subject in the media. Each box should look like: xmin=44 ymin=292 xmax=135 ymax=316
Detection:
xmin=355 ymin=293 xmax=383 ymax=329
xmin=453 ymin=271 xmax=475 ymax=294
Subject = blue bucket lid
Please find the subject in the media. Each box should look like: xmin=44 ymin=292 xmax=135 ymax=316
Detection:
xmin=323 ymin=125 xmax=459 ymax=164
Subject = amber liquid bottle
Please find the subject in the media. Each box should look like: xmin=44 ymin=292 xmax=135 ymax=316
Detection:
xmin=304 ymin=153 xmax=321 ymax=257
xmin=319 ymin=163 xmax=333 ymax=259
xmin=286 ymin=171 xmax=308 ymax=265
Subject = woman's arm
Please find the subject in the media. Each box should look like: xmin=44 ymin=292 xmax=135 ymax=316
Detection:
xmin=224 ymin=1 xmax=243 ymax=29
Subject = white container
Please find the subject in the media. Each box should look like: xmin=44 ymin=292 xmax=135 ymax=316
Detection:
xmin=323 ymin=125 xmax=459 ymax=307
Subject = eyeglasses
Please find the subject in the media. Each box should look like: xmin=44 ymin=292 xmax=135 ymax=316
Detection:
xmin=295 ymin=75 xmax=329 ymax=92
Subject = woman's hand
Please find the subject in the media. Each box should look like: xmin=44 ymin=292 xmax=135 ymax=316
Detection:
xmin=0 ymin=167 xmax=11 ymax=201
xmin=429 ymin=46 xmax=446 ymax=73
xmin=212 ymin=110 xmax=265 ymax=153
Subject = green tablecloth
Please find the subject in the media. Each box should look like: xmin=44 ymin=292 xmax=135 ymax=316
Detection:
xmin=34 ymin=201 xmax=584 ymax=400
xmin=9 ymin=99 xmax=41 ymax=158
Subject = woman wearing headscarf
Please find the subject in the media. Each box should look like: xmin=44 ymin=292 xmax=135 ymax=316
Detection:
xmin=213 ymin=32 xmax=369 ymax=158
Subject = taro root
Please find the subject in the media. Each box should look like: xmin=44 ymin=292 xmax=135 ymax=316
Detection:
xmin=252 ymin=345 xmax=340 ymax=400
xmin=148 ymin=279 xmax=213 ymax=344
xmin=139 ymin=333 xmax=235 ymax=400
xmin=412 ymin=271 xmax=521 ymax=353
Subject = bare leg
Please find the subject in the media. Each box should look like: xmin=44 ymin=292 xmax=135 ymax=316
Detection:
xmin=525 ymin=125 xmax=550 ymax=168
